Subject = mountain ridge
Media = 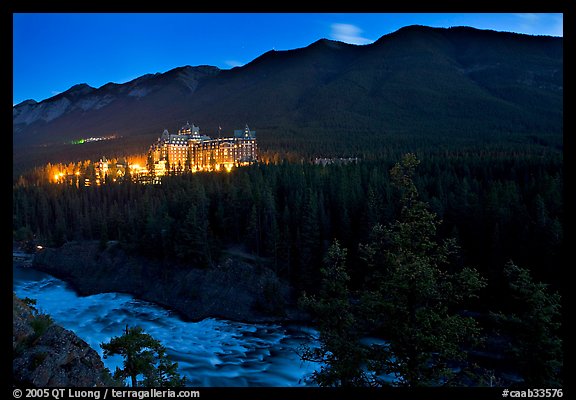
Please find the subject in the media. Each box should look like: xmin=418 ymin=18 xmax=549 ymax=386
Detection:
xmin=12 ymin=25 xmax=562 ymax=174
xmin=16 ymin=24 xmax=560 ymax=108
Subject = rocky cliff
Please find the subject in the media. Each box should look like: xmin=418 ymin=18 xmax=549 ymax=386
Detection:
xmin=12 ymin=294 xmax=112 ymax=387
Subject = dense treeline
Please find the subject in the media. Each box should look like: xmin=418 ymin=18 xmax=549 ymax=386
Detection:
xmin=13 ymin=149 xmax=563 ymax=385
xmin=299 ymin=154 xmax=562 ymax=387
xmin=13 ymin=150 xmax=562 ymax=296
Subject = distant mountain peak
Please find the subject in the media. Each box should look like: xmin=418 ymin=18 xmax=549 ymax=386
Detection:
xmin=311 ymin=38 xmax=340 ymax=45
xmin=398 ymin=24 xmax=433 ymax=31
xmin=309 ymin=38 xmax=350 ymax=50
xmin=13 ymin=25 xmax=562 ymax=176
xmin=16 ymin=99 xmax=37 ymax=107
xmin=58 ymin=83 xmax=96 ymax=99
xmin=167 ymin=64 xmax=221 ymax=77
xmin=70 ymin=83 xmax=93 ymax=89
xmin=68 ymin=83 xmax=94 ymax=92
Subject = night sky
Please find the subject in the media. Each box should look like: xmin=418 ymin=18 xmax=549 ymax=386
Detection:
xmin=13 ymin=12 xmax=563 ymax=105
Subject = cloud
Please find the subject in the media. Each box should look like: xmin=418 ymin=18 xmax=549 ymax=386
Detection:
xmin=514 ymin=13 xmax=540 ymax=22
xmin=513 ymin=13 xmax=542 ymax=34
xmin=330 ymin=23 xmax=373 ymax=45
xmin=512 ymin=13 xmax=563 ymax=37
xmin=550 ymin=15 xmax=563 ymax=37
xmin=224 ymin=60 xmax=244 ymax=68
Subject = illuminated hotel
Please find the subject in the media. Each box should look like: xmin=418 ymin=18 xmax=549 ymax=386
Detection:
xmin=147 ymin=122 xmax=257 ymax=175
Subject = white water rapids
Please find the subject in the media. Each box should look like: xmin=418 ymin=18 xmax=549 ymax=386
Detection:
xmin=13 ymin=265 xmax=321 ymax=387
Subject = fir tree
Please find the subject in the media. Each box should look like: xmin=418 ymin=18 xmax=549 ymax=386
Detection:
xmin=300 ymin=154 xmax=487 ymax=387
xmin=491 ymin=261 xmax=563 ymax=386
xmin=299 ymin=239 xmax=368 ymax=387
xmin=359 ymin=153 xmax=486 ymax=386
xmin=101 ymin=325 xmax=186 ymax=387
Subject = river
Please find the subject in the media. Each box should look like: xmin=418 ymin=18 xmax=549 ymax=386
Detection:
xmin=13 ymin=265 xmax=320 ymax=387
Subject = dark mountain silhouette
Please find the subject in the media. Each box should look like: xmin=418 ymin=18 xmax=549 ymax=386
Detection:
xmin=13 ymin=25 xmax=562 ymax=174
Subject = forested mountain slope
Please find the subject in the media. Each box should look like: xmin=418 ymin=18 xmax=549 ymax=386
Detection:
xmin=13 ymin=25 xmax=562 ymax=175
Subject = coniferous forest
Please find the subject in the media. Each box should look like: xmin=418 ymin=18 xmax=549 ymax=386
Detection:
xmin=12 ymin=21 xmax=565 ymax=391
xmin=13 ymin=136 xmax=563 ymax=386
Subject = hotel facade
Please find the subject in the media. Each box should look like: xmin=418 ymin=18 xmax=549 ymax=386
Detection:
xmin=147 ymin=122 xmax=257 ymax=176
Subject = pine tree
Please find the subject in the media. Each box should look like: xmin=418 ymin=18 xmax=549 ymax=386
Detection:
xmin=301 ymin=154 xmax=487 ymax=387
xmin=491 ymin=261 xmax=563 ymax=386
xmin=359 ymin=153 xmax=486 ymax=386
xmin=297 ymin=188 xmax=322 ymax=292
xmin=174 ymin=199 xmax=211 ymax=267
xmin=299 ymin=239 xmax=368 ymax=386
xmin=246 ymin=204 xmax=261 ymax=256
xmin=101 ymin=325 xmax=186 ymax=387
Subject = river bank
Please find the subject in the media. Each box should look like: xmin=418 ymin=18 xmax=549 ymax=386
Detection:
xmin=13 ymin=292 xmax=113 ymax=387
xmin=31 ymin=240 xmax=309 ymax=324
xmin=13 ymin=262 xmax=320 ymax=387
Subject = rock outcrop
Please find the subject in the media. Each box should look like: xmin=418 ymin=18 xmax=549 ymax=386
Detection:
xmin=12 ymin=294 xmax=111 ymax=387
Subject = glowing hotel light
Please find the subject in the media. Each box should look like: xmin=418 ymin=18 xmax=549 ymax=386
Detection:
xmin=147 ymin=123 xmax=257 ymax=177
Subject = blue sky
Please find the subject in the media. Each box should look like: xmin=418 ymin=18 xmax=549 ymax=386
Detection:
xmin=12 ymin=13 xmax=563 ymax=105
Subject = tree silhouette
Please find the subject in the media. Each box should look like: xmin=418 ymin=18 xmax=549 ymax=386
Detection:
xmin=101 ymin=325 xmax=185 ymax=387
xmin=299 ymin=239 xmax=367 ymax=386
xmin=300 ymin=154 xmax=486 ymax=387
xmin=359 ymin=153 xmax=486 ymax=386
xmin=491 ymin=261 xmax=563 ymax=386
